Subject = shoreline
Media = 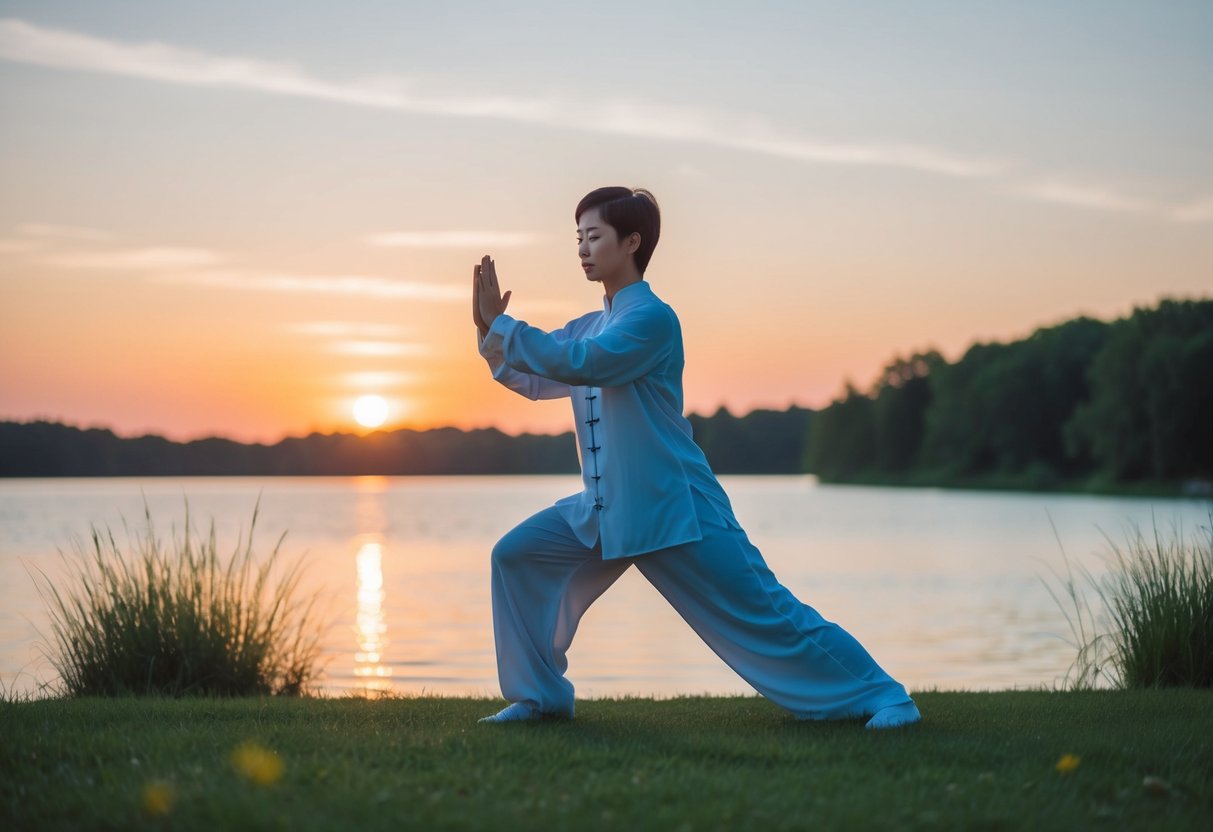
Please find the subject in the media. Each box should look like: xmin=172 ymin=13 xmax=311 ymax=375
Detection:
xmin=2 ymin=470 xmax=1208 ymax=500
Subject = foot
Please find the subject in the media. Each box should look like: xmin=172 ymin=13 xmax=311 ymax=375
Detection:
xmin=477 ymin=702 xmax=541 ymax=724
xmin=865 ymin=702 xmax=921 ymax=730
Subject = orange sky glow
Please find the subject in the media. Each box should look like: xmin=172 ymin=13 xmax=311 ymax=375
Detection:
xmin=2 ymin=6 xmax=1211 ymax=443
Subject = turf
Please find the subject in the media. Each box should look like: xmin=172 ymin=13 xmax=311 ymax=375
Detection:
xmin=2 ymin=690 xmax=1211 ymax=830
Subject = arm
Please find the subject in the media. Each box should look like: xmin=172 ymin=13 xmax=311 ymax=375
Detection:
xmin=475 ymin=254 xmax=674 ymax=387
xmin=477 ymin=329 xmax=571 ymax=400
xmin=483 ymin=304 xmax=674 ymax=388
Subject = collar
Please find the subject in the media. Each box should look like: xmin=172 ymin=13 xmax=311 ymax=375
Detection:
xmin=602 ymin=280 xmax=653 ymax=315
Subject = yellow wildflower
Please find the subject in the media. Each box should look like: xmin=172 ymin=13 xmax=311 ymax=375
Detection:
xmin=1055 ymin=753 xmax=1081 ymax=775
xmin=141 ymin=780 xmax=175 ymax=816
xmin=231 ymin=741 xmax=284 ymax=786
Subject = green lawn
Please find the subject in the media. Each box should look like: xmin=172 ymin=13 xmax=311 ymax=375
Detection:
xmin=3 ymin=690 xmax=1211 ymax=831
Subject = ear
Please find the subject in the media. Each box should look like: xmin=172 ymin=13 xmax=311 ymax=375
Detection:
xmin=625 ymin=232 xmax=641 ymax=255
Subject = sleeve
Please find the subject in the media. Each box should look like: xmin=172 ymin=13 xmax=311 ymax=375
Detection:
xmin=481 ymin=303 xmax=675 ymax=388
xmin=476 ymin=328 xmax=571 ymax=401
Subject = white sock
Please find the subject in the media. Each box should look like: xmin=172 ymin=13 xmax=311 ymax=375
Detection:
xmin=477 ymin=702 xmax=540 ymax=724
xmin=864 ymin=701 xmax=921 ymax=730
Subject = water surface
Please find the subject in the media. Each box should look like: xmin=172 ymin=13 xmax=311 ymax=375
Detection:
xmin=1 ymin=476 xmax=1207 ymax=698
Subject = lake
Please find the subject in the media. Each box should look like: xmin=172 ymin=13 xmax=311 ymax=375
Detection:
xmin=1 ymin=476 xmax=1208 ymax=700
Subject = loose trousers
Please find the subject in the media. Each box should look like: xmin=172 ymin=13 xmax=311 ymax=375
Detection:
xmin=490 ymin=488 xmax=913 ymax=720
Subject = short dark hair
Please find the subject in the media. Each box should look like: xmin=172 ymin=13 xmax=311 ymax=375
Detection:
xmin=574 ymin=187 xmax=661 ymax=275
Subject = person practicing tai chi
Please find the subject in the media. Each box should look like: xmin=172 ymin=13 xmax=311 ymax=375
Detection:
xmin=472 ymin=186 xmax=920 ymax=730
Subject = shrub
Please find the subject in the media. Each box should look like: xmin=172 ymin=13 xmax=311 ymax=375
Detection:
xmin=1099 ymin=516 xmax=1213 ymax=688
xmin=34 ymin=502 xmax=325 ymax=697
xmin=1044 ymin=510 xmax=1213 ymax=689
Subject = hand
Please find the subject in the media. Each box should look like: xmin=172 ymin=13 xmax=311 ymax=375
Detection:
xmin=474 ymin=254 xmax=511 ymax=334
xmin=472 ymin=262 xmax=488 ymax=336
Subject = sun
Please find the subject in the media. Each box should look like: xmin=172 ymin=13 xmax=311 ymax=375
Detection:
xmin=353 ymin=395 xmax=389 ymax=429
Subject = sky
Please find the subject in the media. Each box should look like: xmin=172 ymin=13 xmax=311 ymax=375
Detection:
xmin=1 ymin=1 xmax=1210 ymax=443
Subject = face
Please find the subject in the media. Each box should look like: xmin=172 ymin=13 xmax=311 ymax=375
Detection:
xmin=576 ymin=207 xmax=639 ymax=284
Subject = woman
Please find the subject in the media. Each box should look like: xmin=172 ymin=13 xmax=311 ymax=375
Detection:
xmin=473 ymin=186 xmax=919 ymax=729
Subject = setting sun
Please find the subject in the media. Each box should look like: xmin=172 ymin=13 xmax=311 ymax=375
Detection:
xmin=353 ymin=395 xmax=389 ymax=429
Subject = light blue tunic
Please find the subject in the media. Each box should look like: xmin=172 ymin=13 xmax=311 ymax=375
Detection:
xmin=479 ymin=280 xmax=738 ymax=559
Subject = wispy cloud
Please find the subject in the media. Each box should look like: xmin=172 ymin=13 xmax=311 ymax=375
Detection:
xmin=40 ymin=246 xmax=222 ymax=270
xmin=365 ymin=231 xmax=540 ymax=249
xmin=2 ymin=222 xmax=113 ymax=255
xmin=2 ymin=17 xmax=1206 ymax=224
xmin=280 ymin=322 xmax=429 ymax=366
xmin=1170 ymin=196 xmax=1213 ymax=224
xmin=11 ymin=220 xmax=469 ymax=301
xmin=151 ymin=268 xmax=466 ymax=301
xmin=1010 ymin=180 xmax=1156 ymax=214
xmin=17 ymin=222 xmax=112 ymax=241
xmin=282 ymin=321 xmax=409 ymax=338
xmin=343 ymin=370 xmax=417 ymax=388
xmin=0 ymin=17 xmax=556 ymax=116
xmin=625 ymin=114 xmax=1003 ymax=178
xmin=330 ymin=340 xmax=429 ymax=358
xmin=0 ymin=237 xmax=43 ymax=254
xmin=0 ymin=18 xmax=1002 ymax=182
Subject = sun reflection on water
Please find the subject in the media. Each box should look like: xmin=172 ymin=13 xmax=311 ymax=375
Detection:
xmin=353 ymin=538 xmax=393 ymax=693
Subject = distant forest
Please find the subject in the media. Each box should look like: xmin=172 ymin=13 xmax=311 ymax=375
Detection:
xmin=2 ymin=298 xmax=1209 ymax=493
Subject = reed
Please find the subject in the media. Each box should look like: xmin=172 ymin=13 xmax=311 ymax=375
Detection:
xmin=1044 ymin=510 xmax=1213 ymax=690
xmin=33 ymin=502 xmax=324 ymax=697
xmin=1041 ymin=543 xmax=1114 ymax=691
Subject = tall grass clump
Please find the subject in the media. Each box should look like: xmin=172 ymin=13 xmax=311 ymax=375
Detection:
xmin=1100 ymin=517 xmax=1213 ymax=688
xmin=1044 ymin=510 xmax=1213 ymax=689
xmin=33 ymin=502 xmax=325 ymax=697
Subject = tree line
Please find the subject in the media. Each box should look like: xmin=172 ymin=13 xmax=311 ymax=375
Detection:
xmin=2 ymin=297 xmax=1208 ymax=491
xmin=804 ymin=297 xmax=1211 ymax=491
xmin=0 ymin=410 xmax=811 ymax=478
